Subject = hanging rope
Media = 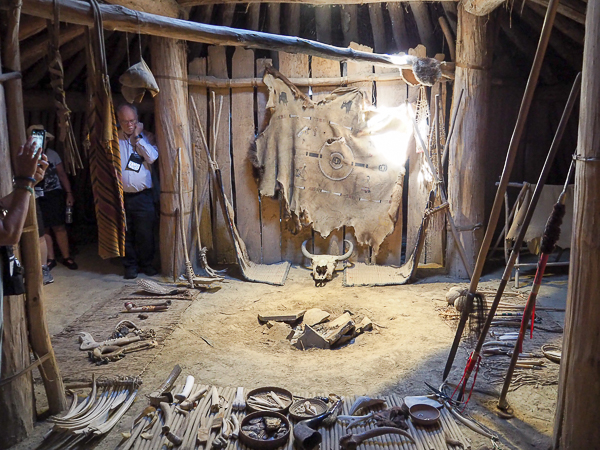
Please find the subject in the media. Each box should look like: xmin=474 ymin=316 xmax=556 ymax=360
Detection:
xmin=47 ymin=0 xmax=83 ymax=174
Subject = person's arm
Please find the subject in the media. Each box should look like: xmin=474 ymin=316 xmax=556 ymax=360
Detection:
xmin=130 ymin=122 xmax=158 ymax=164
xmin=55 ymin=161 xmax=74 ymax=206
xmin=0 ymin=138 xmax=42 ymax=246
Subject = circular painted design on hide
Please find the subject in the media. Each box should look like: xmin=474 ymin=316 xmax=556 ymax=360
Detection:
xmin=318 ymin=138 xmax=354 ymax=181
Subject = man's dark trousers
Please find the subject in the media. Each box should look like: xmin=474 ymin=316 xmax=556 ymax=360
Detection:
xmin=123 ymin=189 xmax=155 ymax=271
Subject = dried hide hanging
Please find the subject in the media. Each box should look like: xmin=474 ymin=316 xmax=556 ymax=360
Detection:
xmin=47 ymin=7 xmax=83 ymax=174
xmin=84 ymin=1 xmax=126 ymax=259
xmin=255 ymin=67 xmax=414 ymax=256
xmin=119 ymin=58 xmax=160 ymax=103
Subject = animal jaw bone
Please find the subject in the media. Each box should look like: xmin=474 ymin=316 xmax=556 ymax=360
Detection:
xmin=339 ymin=427 xmax=415 ymax=450
xmin=302 ymin=239 xmax=353 ymax=286
xmin=78 ymin=332 xmax=141 ymax=351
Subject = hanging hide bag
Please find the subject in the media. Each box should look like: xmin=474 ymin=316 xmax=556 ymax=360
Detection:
xmin=1 ymin=246 xmax=25 ymax=296
xmin=119 ymin=58 xmax=160 ymax=103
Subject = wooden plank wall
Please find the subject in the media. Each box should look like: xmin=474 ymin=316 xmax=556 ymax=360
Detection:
xmin=188 ymin=45 xmax=449 ymax=268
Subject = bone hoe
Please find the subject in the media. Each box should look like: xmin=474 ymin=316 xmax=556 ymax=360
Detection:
xmin=174 ymin=375 xmax=195 ymax=402
xmin=210 ymin=386 xmax=220 ymax=412
xmin=179 ymin=386 xmax=208 ymax=411
xmin=160 ymin=402 xmax=173 ymax=434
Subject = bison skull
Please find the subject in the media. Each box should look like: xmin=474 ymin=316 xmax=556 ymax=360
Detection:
xmin=302 ymin=240 xmax=353 ymax=286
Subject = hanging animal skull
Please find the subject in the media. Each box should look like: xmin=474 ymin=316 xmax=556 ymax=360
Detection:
xmin=302 ymin=240 xmax=354 ymax=286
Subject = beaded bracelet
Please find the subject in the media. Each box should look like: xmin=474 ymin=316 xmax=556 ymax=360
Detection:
xmin=14 ymin=185 xmax=35 ymax=196
xmin=14 ymin=176 xmax=36 ymax=184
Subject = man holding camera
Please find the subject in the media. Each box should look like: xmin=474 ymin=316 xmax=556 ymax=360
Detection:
xmin=116 ymin=103 xmax=159 ymax=279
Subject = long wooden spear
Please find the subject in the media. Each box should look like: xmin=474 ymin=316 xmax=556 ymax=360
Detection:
xmin=456 ymin=72 xmax=581 ymax=402
xmin=442 ymin=0 xmax=562 ymax=381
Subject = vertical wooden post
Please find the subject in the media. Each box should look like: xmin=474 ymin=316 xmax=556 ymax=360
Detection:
xmin=553 ymin=0 xmax=600 ymax=444
xmin=387 ymin=3 xmax=410 ymax=52
xmin=284 ymin=4 xmax=301 ymax=37
xmin=374 ymin=64 xmax=407 ymax=266
xmin=2 ymin=1 xmax=66 ymax=425
xmin=311 ymin=56 xmax=343 ymax=256
xmin=315 ymin=6 xmax=332 ymax=44
xmin=231 ymin=48 xmax=261 ymax=262
xmin=278 ymin=52 xmax=312 ymax=264
xmin=446 ymin=6 xmax=496 ymax=277
xmin=152 ymin=37 xmax=192 ymax=276
xmin=188 ymin=57 xmax=213 ymax=264
xmin=207 ymin=45 xmax=235 ymax=263
xmin=340 ymin=5 xmax=358 ymax=46
xmin=345 ymin=43 xmax=373 ymax=262
xmin=368 ymin=4 xmax=386 ymax=53
xmin=256 ymin=58 xmax=282 ymax=264
xmin=0 ymin=35 xmax=35 ymax=449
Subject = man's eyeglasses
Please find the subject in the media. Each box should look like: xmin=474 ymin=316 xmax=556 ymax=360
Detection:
xmin=119 ymin=119 xmax=138 ymax=126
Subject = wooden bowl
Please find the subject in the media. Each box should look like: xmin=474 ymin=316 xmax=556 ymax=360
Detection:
xmin=409 ymin=404 xmax=440 ymax=426
xmin=288 ymin=398 xmax=328 ymax=421
xmin=246 ymin=387 xmax=293 ymax=414
xmin=239 ymin=411 xmax=291 ymax=449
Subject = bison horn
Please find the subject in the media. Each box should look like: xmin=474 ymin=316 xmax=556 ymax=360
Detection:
xmin=301 ymin=240 xmax=314 ymax=259
xmin=336 ymin=240 xmax=354 ymax=261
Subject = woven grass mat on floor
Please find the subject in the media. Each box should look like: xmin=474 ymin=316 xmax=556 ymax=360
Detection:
xmin=343 ymin=263 xmax=415 ymax=287
xmin=50 ymin=284 xmax=199 ymax=382
xmin=240 ymin=260 xmax=291 ymax=286
xmin=123 ymin=389 xmax=470 ymax=450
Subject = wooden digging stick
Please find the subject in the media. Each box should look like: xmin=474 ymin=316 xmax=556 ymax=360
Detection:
xmin=457 ymin=73 xmax=580 ymax=403
xmin=443 ymin=0 xmax=562 ymax=381
xmin=177 ymin=148 xmax=195 ymax=288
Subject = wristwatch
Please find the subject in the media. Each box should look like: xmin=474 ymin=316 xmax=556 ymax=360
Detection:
xmin=137 ymin=133 xmax=143 ymax=140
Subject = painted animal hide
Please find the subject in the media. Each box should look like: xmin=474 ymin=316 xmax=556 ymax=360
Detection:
xmin=255 ymin=69 xmax=414 ymax=255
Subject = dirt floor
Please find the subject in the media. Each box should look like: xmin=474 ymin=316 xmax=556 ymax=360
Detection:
xmin=15 ymin=244 xmax=567 ymax=450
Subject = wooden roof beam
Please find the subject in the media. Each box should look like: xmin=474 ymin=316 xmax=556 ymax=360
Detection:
xmin=19 ymin=15 xmax=46 ymax=40
xmin=526 ymin=2 xmax=584 ymax=43
xmin=527 ymin=0 xmax=586 ymax=24
xmin=11 ymin=0 xmax=454 ymax=73
xmin=20 ymin=24 xmax=85 ymax=71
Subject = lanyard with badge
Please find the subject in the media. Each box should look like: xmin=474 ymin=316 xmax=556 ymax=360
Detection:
xmin=125 ymin=136 xmax=144 ymax=172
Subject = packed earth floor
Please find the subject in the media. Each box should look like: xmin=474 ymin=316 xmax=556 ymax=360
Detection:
xmin=15 ymin=245 xmax=568 ymax=450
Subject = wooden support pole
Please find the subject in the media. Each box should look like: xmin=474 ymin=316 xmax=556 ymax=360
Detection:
xmin=267 ymin=3 xmax=280 ymax=34
xmin=446 ymin=5 xmax=497 ymax=277
xmin=369 ymin=4 xmax=386 ymax=53
xmin=387 ymin=3 xmax=410 ymax=52
xmin=247 ymin=3 xmax=260 ymax=31
xmin=315 ymin=5 xmax=333 ymax=45
xmin=0 ymin=35 xmax=35 ymax=450
xmin=152 ymin=37 xmax=192 ymax=276
xmin=409 ymin=3 xmax=437 ymax=56
xmin=284 ymin=4 xmax=301 ymax=37
xmin=340 ymin=4 xmax=358 ymax=46
xmin=3 ymin=0 xmax=66 ymax=413
xmin=12 ymin=0 xmax=449 ymax=69
xmin=553 ymin=0 xmax=600 ymax=444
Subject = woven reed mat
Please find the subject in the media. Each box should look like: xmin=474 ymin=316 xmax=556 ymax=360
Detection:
xmin=123 ymin=389 xmax=470 ymax=450
xmin=49 ymin=284 xmax=199 ymax=382
xmin=343 ymin=263 xmax=416 ymax=287
xmin=239 ymin=260 xmax=291 ymax=286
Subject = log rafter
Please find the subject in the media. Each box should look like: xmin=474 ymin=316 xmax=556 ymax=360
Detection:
xmin=11 ymin=0 xmax=455 ymax=72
